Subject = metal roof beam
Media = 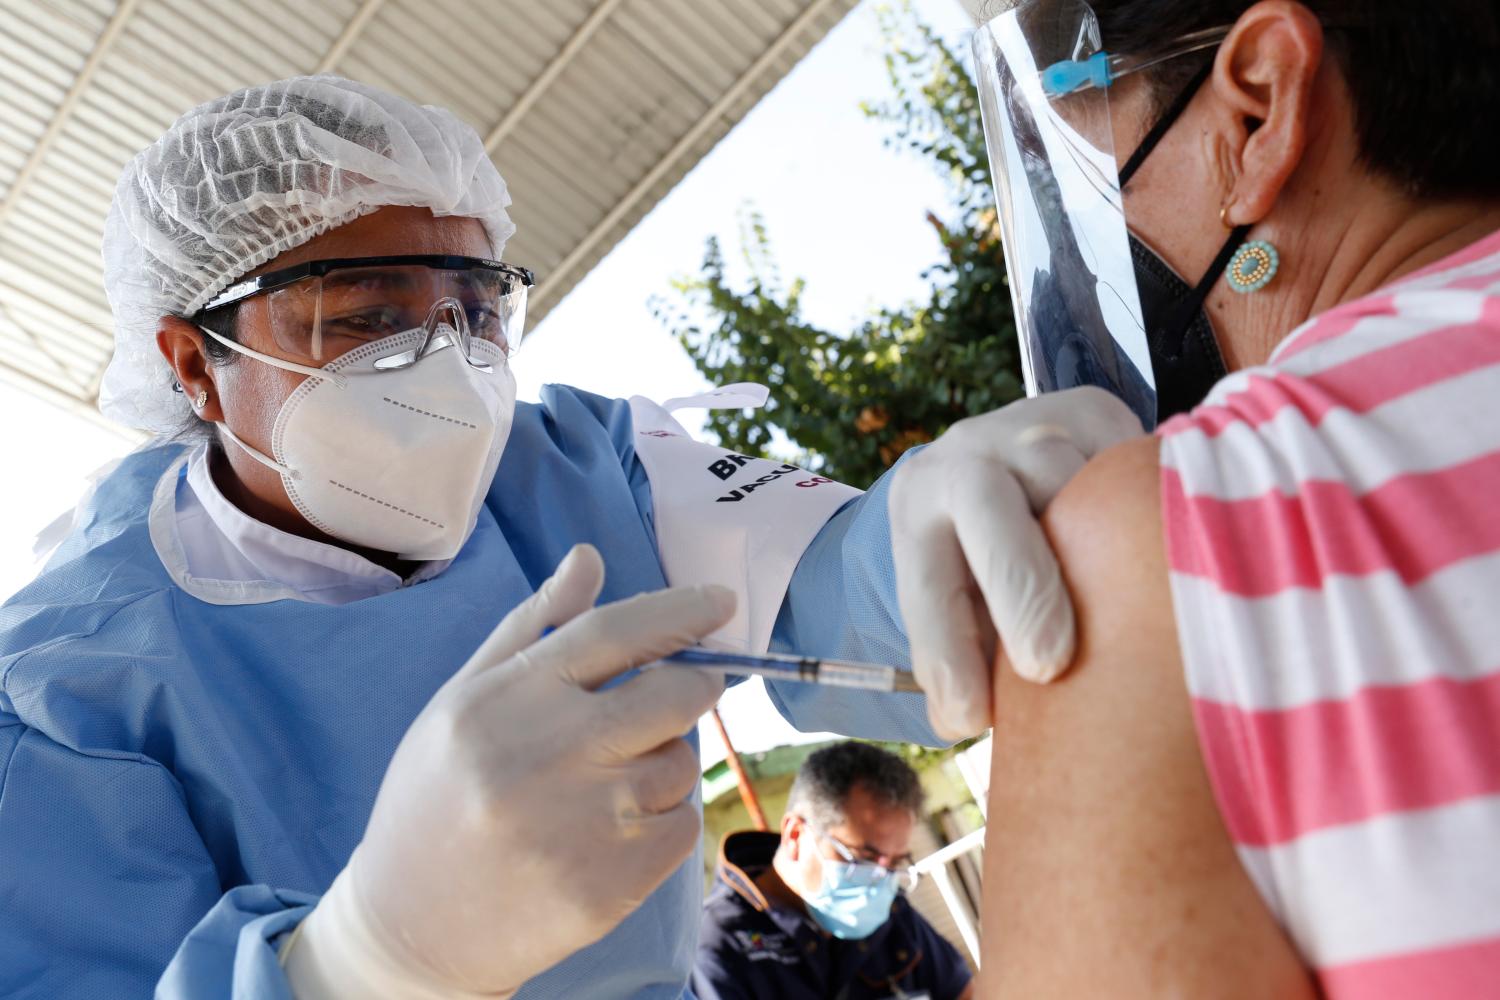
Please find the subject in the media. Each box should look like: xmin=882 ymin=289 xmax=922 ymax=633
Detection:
xmin=0 ymin=0 xmax=143 ymax=233
xmin=484 ymin=0 xmax=628 ymax=154
xmin=315 ymin=0 xmax=389 ymax=73
xmin=529 ymin=0 xmax=843 ymax=315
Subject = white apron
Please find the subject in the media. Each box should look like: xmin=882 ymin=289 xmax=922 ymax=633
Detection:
xmin=628 ymin=384 xmax=861 ymax=654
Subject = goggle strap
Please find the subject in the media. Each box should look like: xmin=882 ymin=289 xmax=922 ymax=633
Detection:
xmin=1118 ymin=58 xmax=1216 ymax=189
xmin=197 ymin=325 xmax=346 ymax=387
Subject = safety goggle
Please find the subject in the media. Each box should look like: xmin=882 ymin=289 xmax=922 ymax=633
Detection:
xmin=808 ymin=822 xmax=919 ymax=891
xmin=194 ymin=254 xmax=535 ymax=367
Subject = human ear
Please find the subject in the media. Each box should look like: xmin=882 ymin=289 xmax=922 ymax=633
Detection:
xmin=1213 ymin=0 xmax=1324 ymax=225
xmin=782 ymin=814 xmax=802 ymax=862
xmin=156 ymin=315 xmax=224 ymax=422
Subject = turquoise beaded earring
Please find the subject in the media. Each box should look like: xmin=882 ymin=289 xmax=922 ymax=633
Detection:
xmin=1227 ymin=241 xmax=1279 ymax=293
xmin=1220 ymin=205 xmax=1280 ymax=294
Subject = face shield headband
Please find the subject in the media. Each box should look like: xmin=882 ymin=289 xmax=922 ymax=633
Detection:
xmin=972 ymin=0 xmax=1244 ymax=428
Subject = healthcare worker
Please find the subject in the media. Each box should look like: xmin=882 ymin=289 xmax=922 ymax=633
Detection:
xmin=888 ymin=0 xmax=1500 ymax=995
xmin=0 ymin=74 xmax=1119 ymax=999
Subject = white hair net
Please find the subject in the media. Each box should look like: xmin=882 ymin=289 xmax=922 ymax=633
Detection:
xmin=99 ymin=74 xmax=516 ymax=433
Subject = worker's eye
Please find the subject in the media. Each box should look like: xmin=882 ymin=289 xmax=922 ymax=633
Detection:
xmin=325 ymin=307 xmax=405 ymax=339
xmin=466 ymin=305 xmax=502 ymax=337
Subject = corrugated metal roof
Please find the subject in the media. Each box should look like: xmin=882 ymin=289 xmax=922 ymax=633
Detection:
xmin=0 ymin=0 xmax=858 ymax=420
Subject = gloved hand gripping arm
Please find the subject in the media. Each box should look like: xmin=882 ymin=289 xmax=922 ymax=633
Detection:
xmin=888 ymin=387 xmax=1144 ymax=739
xmin=282 ymin=544 xmax=734 ymax=998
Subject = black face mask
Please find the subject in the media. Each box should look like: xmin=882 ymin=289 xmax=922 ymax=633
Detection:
xmin=1129 ymin=233 xmax=1231 ymax=421
xmin=1118 ymin=61 xmax=1250 ymax=424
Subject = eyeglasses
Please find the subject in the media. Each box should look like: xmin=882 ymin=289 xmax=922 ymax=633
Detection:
xmin=193 ymin=254 xmax=536 ymax=366
xmin=806 ymin=821 xmax=919 ymax=891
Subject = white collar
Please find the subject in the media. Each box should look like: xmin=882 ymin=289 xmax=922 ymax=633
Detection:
xmin=149 ymin=444 xmax=451 ymax=606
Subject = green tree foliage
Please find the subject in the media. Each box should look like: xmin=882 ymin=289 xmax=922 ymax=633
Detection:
xmin=657 ymin=4 xmax=1024 ymax=488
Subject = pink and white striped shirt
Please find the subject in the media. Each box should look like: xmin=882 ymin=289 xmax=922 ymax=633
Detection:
xmin=1158 ymin=228 xmax=1500 ymax=999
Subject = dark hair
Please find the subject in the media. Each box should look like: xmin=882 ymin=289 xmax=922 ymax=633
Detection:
xmin=785 ymin=742 xmax=925 ymax=829
xmin=193 ymin=303 xmax=242 ymax=368
xmin=984 ymin=0 xmax=1500 ymax=200
xmin=167 ymin=303 xmax=241 ymax=438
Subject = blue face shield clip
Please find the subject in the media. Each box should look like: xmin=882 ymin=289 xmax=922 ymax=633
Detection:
xmin=1041 ymin=50 xmax=1113 ymax=95
xmin=1039 ymin=25 xmax=1230 ymax=97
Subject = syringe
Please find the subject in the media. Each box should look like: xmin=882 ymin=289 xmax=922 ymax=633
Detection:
xmin=660 ymin=647 xmax=923 ymax=694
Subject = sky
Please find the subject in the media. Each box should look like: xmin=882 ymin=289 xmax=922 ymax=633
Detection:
xmin=0 ymin=0 xmax=975 ymax=764
xmin=512 ymin=0 xmax=972 ymax=429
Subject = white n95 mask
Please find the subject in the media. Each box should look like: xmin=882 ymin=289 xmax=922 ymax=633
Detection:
xmin=199 ymin=323 xmax=515 ymax=561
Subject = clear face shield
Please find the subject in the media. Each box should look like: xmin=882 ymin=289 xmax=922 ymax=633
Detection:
xmin=972 ymin=0 xmax=1234 ymax=428
xmin=974 ymin=0 xmax=1155 ymax=424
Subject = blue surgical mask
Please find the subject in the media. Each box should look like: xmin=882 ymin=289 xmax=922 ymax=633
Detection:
xmin=805 ymin=861 xmax=900 ymax=940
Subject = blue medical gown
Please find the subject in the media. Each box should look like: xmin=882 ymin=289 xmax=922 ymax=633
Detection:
xmin=0 ymin=385 xmax=939 ymax=999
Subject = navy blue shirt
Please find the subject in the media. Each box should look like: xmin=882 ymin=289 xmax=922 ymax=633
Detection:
xmin=693 ymin=831 xmax=972 ymax=1000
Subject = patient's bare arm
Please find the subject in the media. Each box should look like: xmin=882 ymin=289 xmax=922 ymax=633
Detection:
xmin=975 ymin=438 xmax=1315 ymax=999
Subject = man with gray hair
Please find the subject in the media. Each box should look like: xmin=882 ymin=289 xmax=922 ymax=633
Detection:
xmin=694 ymin=741 xmax=973 ymax=1000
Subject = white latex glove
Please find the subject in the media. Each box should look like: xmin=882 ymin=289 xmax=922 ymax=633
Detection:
xmin=282 ymin=544 xmax=732 ymax=998
xmin=889 ymin=387 xmax=1144 ymax=739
